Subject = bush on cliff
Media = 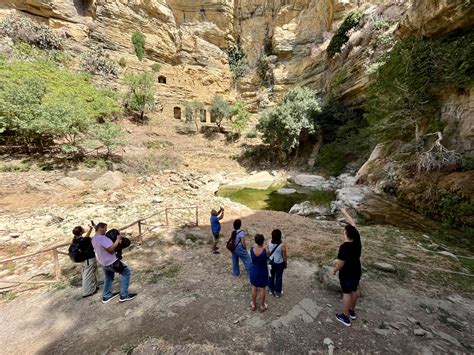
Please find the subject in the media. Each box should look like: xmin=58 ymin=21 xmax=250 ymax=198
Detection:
xmin=131 ymin=31 xmax=146 ymax=61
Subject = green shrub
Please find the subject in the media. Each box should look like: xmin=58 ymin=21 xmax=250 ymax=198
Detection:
xmin=124 ymin=72 xmax=155 ymax=120
xmin=210 ymin=95 xmax=231 ymax=130
xmin=80 ymin=48 xmax=119 ymax=77
xmin=327 ymin=10 xmax=363 ymax=58
xmin=257 ymin=87 xmax=321 ymax=153
xmin=151 ymin=63 xmax=161 ymax=72
xmin=0 ymin=16 xmax=62 ymax=49
xmin=118 ymin=57 xmax=127 ymax=68
xmin=227 ymin=41 xmax=247 ymax=80
xmin=372 ymin=16 xmax=390 ymax=31
xmin=246 ymin=128 xmax=258 ymax=138
xmin=87 ymin=121 xmax=126 ymax=158
xmin=0 ymin=161 xmax=30 ymax=172
xmin=0 ymin=59 xmax=121 ymax=151
xmin=131 ymin=31 xmax=145 ymax=61
xmin=365 ymin=28 xmax=474 ymax=145
xmin=317 ymin=143 xmax=347 ymax=176
xmin=231 ymin=101 xmax=251 ymax=133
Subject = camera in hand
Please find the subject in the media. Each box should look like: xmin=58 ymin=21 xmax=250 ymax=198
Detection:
xmin=105 ymin=229 xmax=131 ymax=259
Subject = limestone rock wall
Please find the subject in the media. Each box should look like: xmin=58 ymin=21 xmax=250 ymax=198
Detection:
xmin=0 ymin=0 xmax=472 ymax=119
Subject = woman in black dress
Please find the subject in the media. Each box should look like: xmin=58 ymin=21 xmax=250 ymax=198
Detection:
xmin=333 ymin=208 xmax=362 ymax=327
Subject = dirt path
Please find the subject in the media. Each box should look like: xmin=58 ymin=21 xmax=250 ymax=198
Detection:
xmin=1 ymin=218 xmax=472 ymax=354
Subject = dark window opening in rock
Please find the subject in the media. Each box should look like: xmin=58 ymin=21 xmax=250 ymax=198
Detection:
xmin=210 ymin=110 xmax=218 ymax=123
xmin=158 ymin=75 xmax=166 ymax=84
xmin=174 ymin=107 xmax=181 ymax=119
xmin=200 ymin=109 xmax=206 ymax=123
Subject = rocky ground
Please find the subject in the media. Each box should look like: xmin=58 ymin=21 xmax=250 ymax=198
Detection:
xmin=0 ymin=118 xmax=473 ymax=354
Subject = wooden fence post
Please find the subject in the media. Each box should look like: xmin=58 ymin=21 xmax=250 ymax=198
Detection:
xmin=52 ymin=249 xmax=61 ymax=281
xmin=195 ymin=206 xmax=199 ymax=226
xmin=165 ymin=208 xmax=169 ymax=227
xmin=138 ymin=221 xmax=143 ymax=244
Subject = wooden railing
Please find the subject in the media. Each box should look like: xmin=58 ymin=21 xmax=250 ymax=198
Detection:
xmin=0 ymin=206 xmax=199 ymax=287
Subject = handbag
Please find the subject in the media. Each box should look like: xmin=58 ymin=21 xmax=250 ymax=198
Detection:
xmin=226 ymin=230 xmax=242 ymax=252
xmin=268 ymin=243 xmax=281 ymax=268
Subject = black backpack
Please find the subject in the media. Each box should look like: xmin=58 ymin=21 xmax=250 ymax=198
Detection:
xmin=68 ymin=238 xmax=87 ymax=263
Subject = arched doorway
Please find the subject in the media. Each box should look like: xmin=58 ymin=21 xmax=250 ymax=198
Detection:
xmin=174 ymin=107 xmax=181 ymax=119
xmin=200 ymin=109 xmax=207 ymax=123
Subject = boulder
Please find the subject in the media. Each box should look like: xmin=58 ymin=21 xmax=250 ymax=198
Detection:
xmin=437 ymin=251 xmax=458 ymax=260
xmin=333 ymin=186 xmax=369 ymax=210
xmin=58 ymin=177 xmax=86 ymax=189
xmin=92 ymin=171 xmax=124 ymax=191
xmin=373 ymin=262 xmax=396 ymax=273
xmin=289 ymin=201 xmax=331 ymax=216
xmin=292 ymin=174 xmax=334 ymax=190
xmin=277 ymin=188 xmax=296 ymax=195
xmin=318 ymin=265 xmax=340 ymax=293
xmin=225 ymin=171 xmax=275 ymax=190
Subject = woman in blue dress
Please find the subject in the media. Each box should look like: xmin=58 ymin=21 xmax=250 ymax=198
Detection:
xmin=249 ymin=234 xmax=269 ymax=312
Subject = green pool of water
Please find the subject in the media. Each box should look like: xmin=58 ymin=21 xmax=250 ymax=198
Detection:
xmin=218 ymin=184 xmax=336 ymax=212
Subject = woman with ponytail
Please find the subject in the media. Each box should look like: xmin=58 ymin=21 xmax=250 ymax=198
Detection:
xmin=333 ymin=208 xmax=362 ymax=327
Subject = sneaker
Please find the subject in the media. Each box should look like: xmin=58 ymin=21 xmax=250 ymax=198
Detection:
xmin=336 ymin=313 xmax=351 ymax=327
xmin=212 ymin=250 xmax=220 ymax=254
xmin=267 ymin=287 xmax=274 ymax=295
xmin=119 ymin=293 xmax=137 ymax=303
xmin=349 ymin=309 xmax=357 ymax=320
xmin=274 ymin=293 xmax=281 ymax=298
xmin=102 ymin=292 xmax=119 ymax=304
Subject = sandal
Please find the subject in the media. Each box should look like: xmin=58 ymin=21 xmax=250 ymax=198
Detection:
xmin=259 ymin=303 xmax=268 ymax=312
xmin=250 ymin=301 xmax=256 ymax=311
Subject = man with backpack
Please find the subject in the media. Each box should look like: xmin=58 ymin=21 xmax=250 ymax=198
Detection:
xmin=91 ymin=222 xmax=137 ymax=304
xmin=69 ymin=225 xmax=98 ymax=298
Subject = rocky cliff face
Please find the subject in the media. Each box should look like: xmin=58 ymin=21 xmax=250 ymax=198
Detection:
xmin=1 ymin=0 xmax=472 ymax=111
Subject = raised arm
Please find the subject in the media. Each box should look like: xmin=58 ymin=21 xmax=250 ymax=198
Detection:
xmin=340 ymin=208 xmax=356 ymax=227
xmin=218 ymin=207 xmax=225 ymax=220
xmin=85 ymin=226 xmax=93 ymax=238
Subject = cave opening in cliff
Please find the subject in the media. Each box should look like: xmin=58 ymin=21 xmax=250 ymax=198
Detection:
xmin=158 ymin=75 xmax=166 ymax=84
xmin=174 ymin=107 xmax=181 ymax=119
xmin=210 ymin=110 xmax=218 ymax=123
xmin=200 ymin=109 xmax=207 ymax=123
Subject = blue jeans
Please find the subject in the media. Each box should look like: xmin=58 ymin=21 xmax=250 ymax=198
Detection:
xmin=232 ymin=244 xmax=251 ymax=276
xmin=102 ymin=262 xmax=131 ymax=298
xmin=268 ymin=262 xmax=285 ymax=295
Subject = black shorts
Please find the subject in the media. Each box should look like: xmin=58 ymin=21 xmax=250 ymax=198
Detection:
xmin=339 ymin=275 xmax=360 ymax=294
xmin=212 ymin=232 xmax=220 ymax=241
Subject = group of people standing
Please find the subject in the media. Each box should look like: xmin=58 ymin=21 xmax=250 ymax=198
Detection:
xmin=70 ymin=205 xmax=361 ymax=328
xmin=211 ymin=206 xmax=362 ymax=327
xmin=210 ymin=208 xmax=288 ymax=312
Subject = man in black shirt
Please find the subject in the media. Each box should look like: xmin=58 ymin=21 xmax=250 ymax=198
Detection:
xmin=333 ymin=208 xmax=362 ymax=327
xmin=72 ymin=226 xmax=98 ymax=298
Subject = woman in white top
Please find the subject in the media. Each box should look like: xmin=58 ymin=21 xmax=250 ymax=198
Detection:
xmin=267 ymin=229 xmax=287 ymax=297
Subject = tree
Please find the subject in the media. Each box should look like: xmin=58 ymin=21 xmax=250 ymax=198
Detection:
xmin=210 ymin=95 xmax=231 ymax=131
xmin=231 ymin=101 xmax=250 ymax=134
xmin=87 ymin=120 xmax=126 ymax=159
xmin=0 ymin=59 xmax=121 ymax=152
xmin=131 ymin=31 xmax=145 ymax=61
xmin=256 ymin=87 xmax=321 ymax=154
xmin=124 ymin=72 xmax=155 ymax=120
